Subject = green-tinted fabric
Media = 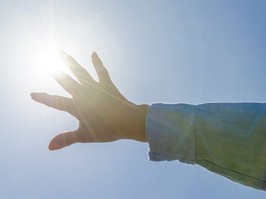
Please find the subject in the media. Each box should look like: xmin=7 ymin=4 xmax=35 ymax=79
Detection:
xmin=146 ymin=103 xmax=266 ymax=190
xmin=195 ymin=103 xmax=266 ymax=190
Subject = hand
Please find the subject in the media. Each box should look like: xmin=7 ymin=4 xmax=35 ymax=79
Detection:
xmin=31 ymin=51 xmax=148 ymax=150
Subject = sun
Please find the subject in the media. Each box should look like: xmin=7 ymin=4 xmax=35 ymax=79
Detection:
xmin=22 ymin=37 xmax=74 ymax=91
xmin=28 ymin=41 xmax=66 ymax=75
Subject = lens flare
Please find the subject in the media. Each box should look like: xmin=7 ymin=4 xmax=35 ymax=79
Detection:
xmin=28 ymin=41 xmax=66 ymax=75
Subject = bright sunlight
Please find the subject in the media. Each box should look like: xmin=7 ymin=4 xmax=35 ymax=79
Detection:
xmin=26 ymin=39 xmax=67 ymax=75
xmin=21 ymin=37 xmax=74 ymax=93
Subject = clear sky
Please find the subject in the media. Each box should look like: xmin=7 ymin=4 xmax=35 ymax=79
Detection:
xmin=0 ymin=0 xmax=265 ymax=198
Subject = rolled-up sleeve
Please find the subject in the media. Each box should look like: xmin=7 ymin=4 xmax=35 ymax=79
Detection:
xmin=146 ymin=103 xmax=196 ymax=164
xmin=146 ymin=103 xmax=266 ymax=190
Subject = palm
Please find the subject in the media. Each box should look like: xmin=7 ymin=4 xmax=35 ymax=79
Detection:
xmin=72 ymin=78 xmax=132 ymax=143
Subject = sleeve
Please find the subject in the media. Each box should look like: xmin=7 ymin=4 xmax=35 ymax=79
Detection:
xmin=146 ymin=103 xmax=196 ymax=164
xmin=146 ymin=102 xmax=266 ymax=190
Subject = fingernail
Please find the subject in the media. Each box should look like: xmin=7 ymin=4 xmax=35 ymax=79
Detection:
xmin=30 ymin=92 xmax=38 ymax=100
xmin=49 ymin=140 xmax=62 ymax=151
xmin=30 ymin=93 xmax=47 ymax=101
xmin=92 ymin=52 xmax=98 ymax=58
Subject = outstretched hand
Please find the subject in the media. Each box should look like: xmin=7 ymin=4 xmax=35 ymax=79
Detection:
xmin=31 ymin=51 xmax=148 ymax=150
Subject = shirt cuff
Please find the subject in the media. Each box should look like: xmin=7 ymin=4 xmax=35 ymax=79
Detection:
xmin=146 ymin=103 xmax=195 ymax=164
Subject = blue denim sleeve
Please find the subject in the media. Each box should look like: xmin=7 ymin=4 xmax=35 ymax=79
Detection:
xmin=146 ymin=103 xmax=196 ymax=164
xmin=146 ymin=103 xmax=266 ymax=190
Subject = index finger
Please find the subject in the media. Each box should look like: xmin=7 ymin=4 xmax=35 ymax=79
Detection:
xmin=60 ymin=50 xmax=95 ymax=85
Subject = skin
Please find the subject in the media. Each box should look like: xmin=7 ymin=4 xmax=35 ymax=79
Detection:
xmin=31 ymin=51 xmax=148 ymax=150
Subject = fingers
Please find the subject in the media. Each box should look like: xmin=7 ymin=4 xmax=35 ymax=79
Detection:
xmin=60 ymin=50 xmax=112 ymax=84
xmin=91 ymin=52 xmax=127 ymax=100
xmin=52 ymin=72 xmax=81 ymax=96
xmin=48 ymin=131 xmax=78 ymax=150
xmin=31 ymin=92 xmax=76 ymax=115
xmin=91 ymin=52 xmax=112 ymax=83
xmin=60 ymin=50 xmax=95 ymax=85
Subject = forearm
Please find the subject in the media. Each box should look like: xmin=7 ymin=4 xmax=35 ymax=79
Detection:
xmin=145 ymin=102 xmax=266 ymax=190
xmin=195 ymin=103 xmax=266 ymax=190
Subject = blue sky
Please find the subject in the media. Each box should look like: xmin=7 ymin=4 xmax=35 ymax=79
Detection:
xmin=0 ymin=0 xmax=265 ymax=198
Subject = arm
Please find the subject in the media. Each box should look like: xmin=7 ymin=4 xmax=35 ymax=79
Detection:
xmin=146 ymin=103 xmax=266 ymax=190
xmin=31 ymin=51 xmax=266 ymax=190
xmin=31 ymin=51 xmax=148 ymax=150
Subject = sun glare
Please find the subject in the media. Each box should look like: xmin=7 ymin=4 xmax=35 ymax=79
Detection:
xmin=25 ymin=38 xmax=69 ymax=77
xmin=23 ymin=38 xmax=74 ymax=91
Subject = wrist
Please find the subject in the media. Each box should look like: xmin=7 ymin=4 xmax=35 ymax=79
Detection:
xmin=123 ymin=104 xmax=149 ymax=142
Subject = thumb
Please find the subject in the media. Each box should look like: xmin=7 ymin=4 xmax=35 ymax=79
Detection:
xmin=48 ymin=131 xmax=78 ymax=151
